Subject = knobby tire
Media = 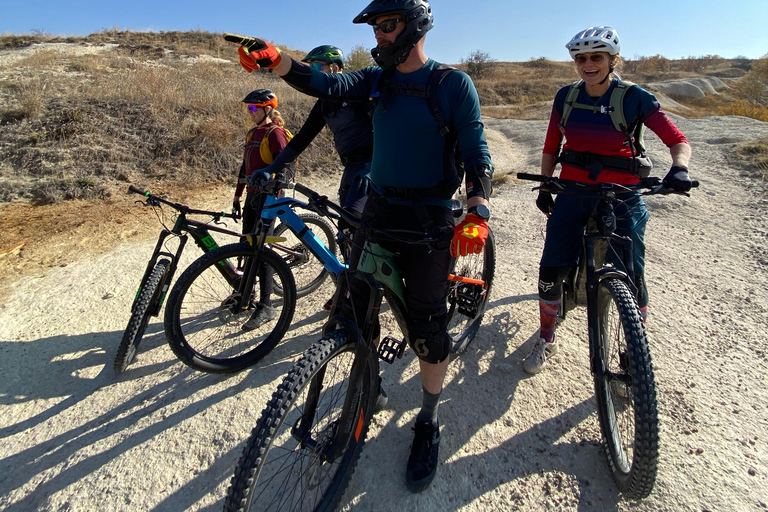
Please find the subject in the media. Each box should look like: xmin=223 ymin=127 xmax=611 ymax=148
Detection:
xmin=114 ymin=259 xmax=170 ymax=373
xmin=224 ymin=329 xmax=378 ymax=512
xmin=164 ymin=243 xmax=296 ymax=373
xmin=594 ymin=278 xmax=659 ymax=499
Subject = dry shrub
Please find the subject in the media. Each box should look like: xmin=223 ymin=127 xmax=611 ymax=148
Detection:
xmin=635 ymin=55 xmax=671 ymax=74
xmin=719 ymin=100 xmax=768 ymax=122
xmin=733 ymin=137 xmax=768 ymax=180
xmin=13 ymin=49 xmax=62 ymax=68
xmin=67 ymin=54 xmax=109 ymax=74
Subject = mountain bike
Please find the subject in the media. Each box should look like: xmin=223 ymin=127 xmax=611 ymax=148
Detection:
xmin=116 ymin=186 xmax=334 ymax=374
xmin=222 ymin=185 xmax=494 ymax=512
xmin=517 ymin=172 xmax=698 ymax=500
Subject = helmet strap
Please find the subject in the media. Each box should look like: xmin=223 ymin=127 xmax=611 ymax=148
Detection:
xmin=256 ymin=106 xmax=272 ymax=127
xmin=598 ymin=65 xmax=614 ymax=85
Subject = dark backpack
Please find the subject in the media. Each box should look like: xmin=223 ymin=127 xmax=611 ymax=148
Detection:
xmin=369 ymin=64 xmax=464 ymax=198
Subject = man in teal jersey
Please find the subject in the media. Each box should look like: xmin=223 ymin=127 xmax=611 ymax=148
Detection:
xmin=228 ymin=0 xmax=493 ymax=492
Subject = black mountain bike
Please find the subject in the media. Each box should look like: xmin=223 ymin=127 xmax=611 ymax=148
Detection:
xmin=518 ymin=172 xmax=697 ymax=500
xmin=116 ymin=186 xmax=334 ymax=374
xmin=223 ymin=189 xmax=495 ymax=512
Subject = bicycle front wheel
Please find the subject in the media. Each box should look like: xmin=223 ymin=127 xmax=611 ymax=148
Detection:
xmin=594 ymin=278 xmax=659 ymax=499
xmin=273 ymin=213 xmax=337 ymax=298
xmin=164 ymin=243 xmax=296 ymax=373
xmin=115 ymin=259 xmax=170 ymax=373
xmin=225 ymin=329 xmax=379 ymax=512
xmin=447 ymin=226 xmax=495 ymax=354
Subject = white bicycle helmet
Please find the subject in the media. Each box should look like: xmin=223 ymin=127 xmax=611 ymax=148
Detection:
xmin=566 ymin=26 xmax=620 ymax=56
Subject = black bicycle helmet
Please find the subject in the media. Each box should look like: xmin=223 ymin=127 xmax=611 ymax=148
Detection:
xmin=302 ymin=45 xmax=345 ymax=69
xmin=242 ymin=89 xmax=278 ymax=108
xmin=353 ymin=0 xmax=434 ymax=69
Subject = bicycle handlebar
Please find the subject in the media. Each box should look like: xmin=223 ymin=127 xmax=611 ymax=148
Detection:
xmin=516 ymin=173 xmax=699 ymax=196
xmin=127 ymin=185 xmax=241 ymax=221
xmin=282 ymin=179 xmax=453 ymax=246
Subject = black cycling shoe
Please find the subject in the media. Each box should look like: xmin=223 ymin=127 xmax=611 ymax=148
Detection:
xmin=405 ymin=420 xmax=440 ymax=492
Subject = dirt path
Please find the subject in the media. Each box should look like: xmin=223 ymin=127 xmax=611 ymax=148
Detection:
xmin=1 ymin=115 xmax=768 ymax=512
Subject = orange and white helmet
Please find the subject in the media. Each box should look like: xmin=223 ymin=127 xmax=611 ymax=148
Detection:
xmin=566 ymin=26 xmax=620 ymax=57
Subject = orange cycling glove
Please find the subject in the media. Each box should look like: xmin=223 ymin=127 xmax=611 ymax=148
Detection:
xmin=450 ymin=214 xmax=488 ymax=257
xmin=224 ymin=33 xmax=282 ymax=72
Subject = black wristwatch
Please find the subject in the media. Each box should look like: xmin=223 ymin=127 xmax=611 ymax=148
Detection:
xmin=467 ymin=204 xmax=490 ymax=221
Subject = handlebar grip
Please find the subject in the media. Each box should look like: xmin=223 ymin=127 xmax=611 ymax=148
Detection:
xmin=516 ymin=172 xmax=547 ymax=182
xmin=691 ymin=180 xmax=699 ymax=188
xmin=128 ymin=185 xmax=149 ymax=196
xmin=294 ymin=183 xmax=314 ymax=198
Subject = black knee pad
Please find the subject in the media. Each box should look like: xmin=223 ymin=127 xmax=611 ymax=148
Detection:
xmin=539 ymin=266 xmax=566 ymax=302
xmin=407 ymin=315 xmax=451 ymax=364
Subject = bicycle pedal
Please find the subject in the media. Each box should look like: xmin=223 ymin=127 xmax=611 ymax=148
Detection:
xmin=377 ymin=336 xmax=406 ymax=364
xmin=457 ymin=284 xmax=481 ymax=317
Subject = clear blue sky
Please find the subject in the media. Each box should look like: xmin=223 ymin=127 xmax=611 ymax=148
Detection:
xmin=2 ymin=0 xmax=767 ymax=64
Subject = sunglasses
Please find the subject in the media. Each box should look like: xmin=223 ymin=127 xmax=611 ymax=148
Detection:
xmin=308 ymin=61 xmax=326 ymax=71
xmin=372 ymin=18 xmax=404 ymax=34
xmin=574 ymin=54 xmax=607 ymax=65
xmin=247 ymin=104 xmax=261 ymax=112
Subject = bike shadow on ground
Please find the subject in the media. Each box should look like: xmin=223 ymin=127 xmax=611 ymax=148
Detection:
xmin=335 ymin=295 xmax=624 ymax=512
xmin=0 ymin=321 xmax=314 ymax=512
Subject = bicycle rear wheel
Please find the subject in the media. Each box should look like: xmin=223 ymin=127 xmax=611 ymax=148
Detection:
xmin=225 ymin=329 xmax=378 ymax=512
xmin=114 ymin=259 xmax=170 ymax=373
xmin=273 ymin=213 xmax=337 ymax=298
xmin=164 ymin=243 xmax=296 ymax=373
xmin=447 ymin=227 xmax=495 ymax=354
xmin=594 ymin=278 xmax=659 ymax=499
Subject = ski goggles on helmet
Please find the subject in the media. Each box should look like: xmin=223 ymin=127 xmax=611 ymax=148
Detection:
xmin=371 ymin=17 xmax=404 ymax=34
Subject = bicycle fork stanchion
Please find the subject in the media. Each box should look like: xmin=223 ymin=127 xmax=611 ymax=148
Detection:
xmin=586 ymin=231 xmax=635 ymax=380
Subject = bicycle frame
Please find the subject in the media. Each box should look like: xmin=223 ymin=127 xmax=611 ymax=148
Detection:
xmin=295 ymin=239 xmax=412 ymax=463
xmin=129 ymin=188 xmax=245 ymax=317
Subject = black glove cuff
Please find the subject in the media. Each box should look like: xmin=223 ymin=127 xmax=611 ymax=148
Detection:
xmin=669 ymin=165 xmax=689 ymax=173
xmin=465 ymin=164 xmax=493 ymax=200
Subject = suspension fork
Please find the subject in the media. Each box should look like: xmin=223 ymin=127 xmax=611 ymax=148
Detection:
xmin=294 ymin=271 xmax=384 ymax=463
xmin=585 ymin=232 xmax=634 ymax=379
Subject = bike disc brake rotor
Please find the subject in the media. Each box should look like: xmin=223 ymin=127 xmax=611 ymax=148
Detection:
xmin=217 ymin=293 xmax=254 ymax=325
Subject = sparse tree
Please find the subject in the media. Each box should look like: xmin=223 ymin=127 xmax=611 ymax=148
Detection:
xmin=460 ymin=50 xmax=495 ymax=79
xmin=345 ymin=44 xmax=374 ymax=72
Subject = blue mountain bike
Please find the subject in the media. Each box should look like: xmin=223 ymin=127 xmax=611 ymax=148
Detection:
xmin=164 ymin=176 xmax=494 ymax=374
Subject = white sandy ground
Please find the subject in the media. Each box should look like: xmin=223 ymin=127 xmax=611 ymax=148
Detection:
xmin=1 ymin=114 xmax=768 ymax=512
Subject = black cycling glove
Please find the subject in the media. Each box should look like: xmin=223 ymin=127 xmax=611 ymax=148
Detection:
xmin=232 ymin=199 xmax=241 ymax=218
xmin=536 ymin=191 xmax=554 ymax=215
xmin=663 ymin=165 xmax=692 ymax=192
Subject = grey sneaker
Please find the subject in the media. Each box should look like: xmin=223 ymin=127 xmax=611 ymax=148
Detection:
xmin=523 ymin=336 xmax=558 ymax=375
xmin=242 ymin=304 xmax=277 ymax=331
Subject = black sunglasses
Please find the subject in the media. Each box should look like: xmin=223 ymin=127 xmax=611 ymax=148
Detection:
xmin=372 ymin=18 xmax=404 ymax=34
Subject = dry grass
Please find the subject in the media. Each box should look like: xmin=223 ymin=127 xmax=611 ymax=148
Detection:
xmin=0 ymin=30 xmax=336 ymax=204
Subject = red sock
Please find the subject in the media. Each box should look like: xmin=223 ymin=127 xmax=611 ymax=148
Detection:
xmin=639 ymin=305 xmax=649 ymax=325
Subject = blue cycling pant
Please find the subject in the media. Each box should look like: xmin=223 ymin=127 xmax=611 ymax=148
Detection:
xmin=539 ymin=190 xmax=649 ymax=307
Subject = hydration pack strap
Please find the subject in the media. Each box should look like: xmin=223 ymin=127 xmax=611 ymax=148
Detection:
xmin=558 ymin=149 xmax=653 ymax=180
